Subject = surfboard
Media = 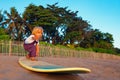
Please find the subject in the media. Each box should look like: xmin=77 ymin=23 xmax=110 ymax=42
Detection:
xmin=18 ymin=57 xmax=91 ymax=74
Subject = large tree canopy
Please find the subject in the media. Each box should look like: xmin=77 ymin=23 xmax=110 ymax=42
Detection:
xmin=23 ymin=3 xmax=93 ymax=45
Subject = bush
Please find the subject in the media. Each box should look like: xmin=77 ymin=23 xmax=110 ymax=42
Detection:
xmin=92 ymin=48 xmax=115 ymax=54
xmin=0 ymin=35 xmax=10 ymax=40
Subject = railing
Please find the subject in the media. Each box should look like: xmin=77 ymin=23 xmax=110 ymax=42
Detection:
xmin=0 ymin=40 xmax=26 ymax=56
xmin=0 ymin=40 xmax=120 ymax=60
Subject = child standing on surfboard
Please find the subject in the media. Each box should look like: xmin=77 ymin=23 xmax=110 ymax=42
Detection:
xmin=23 ymin=27 xmax=43 ymax=61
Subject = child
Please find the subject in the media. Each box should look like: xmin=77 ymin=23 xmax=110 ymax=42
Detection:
xmin=23 ymin=27 xmax=43 ymax=61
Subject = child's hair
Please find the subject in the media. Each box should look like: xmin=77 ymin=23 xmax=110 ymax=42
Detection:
xmin=32 ymin=26 xmax=43 ymax=35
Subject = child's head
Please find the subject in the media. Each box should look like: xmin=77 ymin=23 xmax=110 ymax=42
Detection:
xmin=32 ymin=26 xmax=43 ymax=40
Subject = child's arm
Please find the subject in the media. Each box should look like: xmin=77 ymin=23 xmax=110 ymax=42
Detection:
xmin=36 ymin=44 xmax=39 ymax=56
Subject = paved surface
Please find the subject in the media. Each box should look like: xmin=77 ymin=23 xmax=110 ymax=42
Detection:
xmin=0 ymin=56 xmax=120 ymax=80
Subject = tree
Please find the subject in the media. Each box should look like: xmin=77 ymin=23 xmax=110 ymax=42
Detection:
xmin=23 ymin=4 xmax=57 ymax=42
xmin=0 ymin=27 xmax=10 ymax=40
xmin=0 ymin=10 xmax=10 ymax=40
xmin=64 ymin=16 xmax=92 ymax=45
xmin=0 ymin=7 xmax=32 ymax=40
xmin=83 ymin=29 xmax=114 ymax=49
xmin=0 ymin=10 xmax=3 ymax=23
xmin=23 ymin=3 xmax=78 ymax=44
xmin=23 ymin=3 xmax=93 ymax=45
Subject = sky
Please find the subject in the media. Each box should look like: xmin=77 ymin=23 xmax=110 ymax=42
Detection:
xmin=0 ymin=0 xmax=120 ymax=48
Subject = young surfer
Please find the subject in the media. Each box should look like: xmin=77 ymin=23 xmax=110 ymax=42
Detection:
xmin=23 ymin=26 xmax=43 ymax=61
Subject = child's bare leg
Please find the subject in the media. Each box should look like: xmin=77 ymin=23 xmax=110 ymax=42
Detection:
xmin=26 ymin=54 xmax=30 ymax=59
xmin=30 ymin=57 xmax=38 ymax=61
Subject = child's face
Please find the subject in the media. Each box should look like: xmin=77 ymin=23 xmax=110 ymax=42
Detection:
xmin=35 ymin=29 xmax=43 ymax=40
